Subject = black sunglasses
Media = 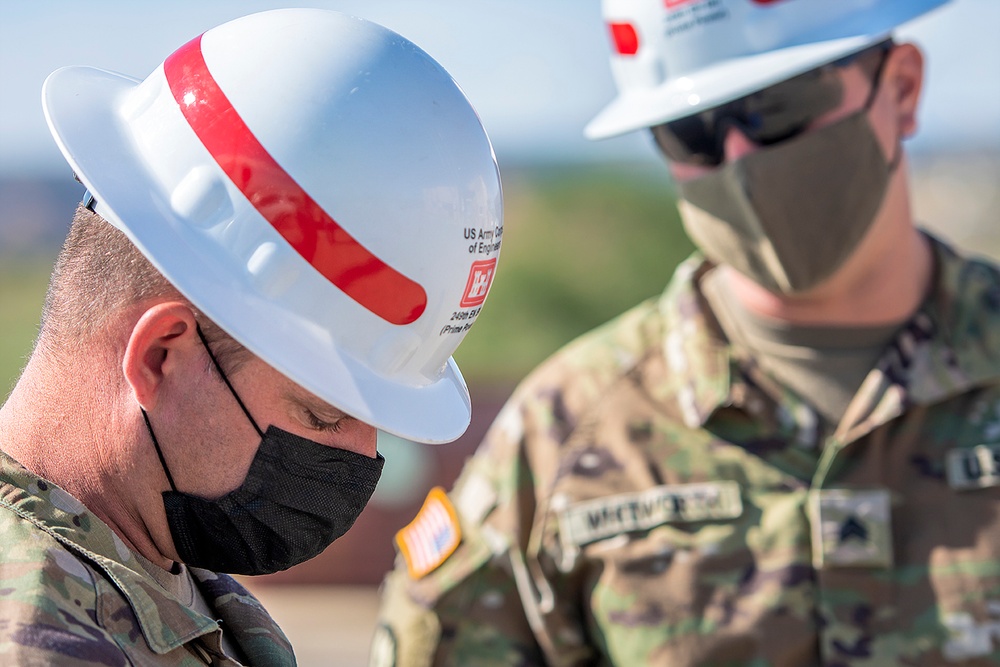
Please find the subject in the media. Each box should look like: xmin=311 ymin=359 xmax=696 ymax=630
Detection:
xmin=650 ymin=40 xmax=893 ymax=167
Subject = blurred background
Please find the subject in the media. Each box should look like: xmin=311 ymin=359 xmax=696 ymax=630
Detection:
xmin=1 ymin=1 xmax=998 ymax=664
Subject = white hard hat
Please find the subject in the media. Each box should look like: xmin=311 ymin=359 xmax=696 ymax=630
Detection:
xmin=42 ymin=9 xmax=503 ymax=445
xmin=586 ymin=0 xmax=951 ymax=139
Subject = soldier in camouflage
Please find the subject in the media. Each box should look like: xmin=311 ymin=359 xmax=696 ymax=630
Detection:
xmin=0 ymin=447 xmax=296 ymax=665
xmin=372 ymin=0 xmax=1000 ymax=665
xmin=0 ymin=8 xmax=502 ymax=666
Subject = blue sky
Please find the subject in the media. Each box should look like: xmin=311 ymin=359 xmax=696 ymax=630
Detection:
xmin=2 ymin=0 xmax=997 ymax=176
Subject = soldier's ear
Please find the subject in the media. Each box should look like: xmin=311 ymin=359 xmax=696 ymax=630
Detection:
xmin=883 ymin=43 xmax=924 ymax=139
xmin=122 ymin=303 xmax=200 ymax=410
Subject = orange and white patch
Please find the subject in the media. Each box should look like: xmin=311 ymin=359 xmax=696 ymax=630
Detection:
xmin=395 ymin=487 xmax=462 ymax=579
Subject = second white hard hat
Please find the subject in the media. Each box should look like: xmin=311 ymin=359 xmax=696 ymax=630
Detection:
xmin=586 ymin=0 xmax=951 ymax=139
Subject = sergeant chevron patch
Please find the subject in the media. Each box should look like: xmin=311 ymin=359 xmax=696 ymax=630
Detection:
xmin=808 ymin=488 xmax=893 ymax=568
xmin=395 ymin=487 xmax=462 ymax=579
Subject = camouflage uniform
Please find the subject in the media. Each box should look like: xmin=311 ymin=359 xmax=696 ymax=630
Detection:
xmin=0 ymin=449 xmax=296 ymax=666
xmin=374 ymin=235 xmax=1000 ymax=666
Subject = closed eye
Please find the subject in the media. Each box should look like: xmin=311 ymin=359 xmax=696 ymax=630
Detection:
xmin=302 ymin=407 xmax=344 ymax=433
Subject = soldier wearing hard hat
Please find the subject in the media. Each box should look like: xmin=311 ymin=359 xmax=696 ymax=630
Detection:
xmin=373 ymin=0 xmax=1000 ymax=665
xmin=0 ymin=8 xmax=501 ymax=665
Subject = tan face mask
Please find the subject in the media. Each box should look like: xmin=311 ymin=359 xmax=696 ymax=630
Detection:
xmin=677 ymin=110 xmax=899 ymax=294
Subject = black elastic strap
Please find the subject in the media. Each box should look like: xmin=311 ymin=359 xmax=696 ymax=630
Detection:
xmin=195 ymin=325 xmax=265 ymax=439
xmin=142 ymin=407 xmax=178 ymax=492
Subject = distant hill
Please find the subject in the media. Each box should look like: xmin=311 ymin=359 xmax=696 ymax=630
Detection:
xmin=0 ymin=176 xmax=83 ymax=255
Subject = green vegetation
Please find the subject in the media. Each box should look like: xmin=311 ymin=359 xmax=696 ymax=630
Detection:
xmin=0 ymin=163 xmax=693 ymax=398
xmin=0 ymin=258 xmax=52 ymax=398
xmin=454 ymin=161 xmax=693 ymax=381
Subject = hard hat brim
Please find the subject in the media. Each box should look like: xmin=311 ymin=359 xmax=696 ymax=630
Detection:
xmin=43 ymin=64 xmax=473 ymax=445
xmin=585 ymin=34 xmax=882 ymax=140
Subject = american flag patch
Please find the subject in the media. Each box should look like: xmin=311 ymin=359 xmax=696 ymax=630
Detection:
xmin=395 ymin=487 xmax=462 ymax=579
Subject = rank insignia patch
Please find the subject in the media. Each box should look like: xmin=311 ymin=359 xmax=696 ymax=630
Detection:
xmin=808 ymin=488 xmax=893 ymax=568
xmin=395 ymin=486 xmax=462 ymax=579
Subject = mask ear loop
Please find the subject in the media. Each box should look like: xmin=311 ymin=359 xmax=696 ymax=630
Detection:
xmin=144 ymin=324 xmax=263 ymax=493
xmin=141 ymin=407 xmax=183 ymax=574
xmin=142 ymin=408 xmax=177 ymax=492
xmin=195 ymin=324 xmax=265 ymax=439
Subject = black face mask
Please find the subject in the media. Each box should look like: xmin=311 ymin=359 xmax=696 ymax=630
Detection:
xmin=142 ymin=328 xmax=384 ymax=575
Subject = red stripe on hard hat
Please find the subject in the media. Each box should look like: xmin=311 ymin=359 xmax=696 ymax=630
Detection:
xmin=608 ymin=23 xmax=639 ymax=56
xmin=163 ymin=34 xmax=427 ymax=326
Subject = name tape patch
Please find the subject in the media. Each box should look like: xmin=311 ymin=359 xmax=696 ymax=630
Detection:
xmin=395 ymin=487 xmax=462 ymax=579
xmin=947 ymin=445 xmax=1000 ymax=491
xmin=558 ymin=481 xmax=743 ymax=547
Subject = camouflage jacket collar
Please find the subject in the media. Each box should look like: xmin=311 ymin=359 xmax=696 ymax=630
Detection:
xmin=659 ymin=233 xmax=1000 ymax=440
xmin=0 ymin=450 xmax=294 ymax=662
